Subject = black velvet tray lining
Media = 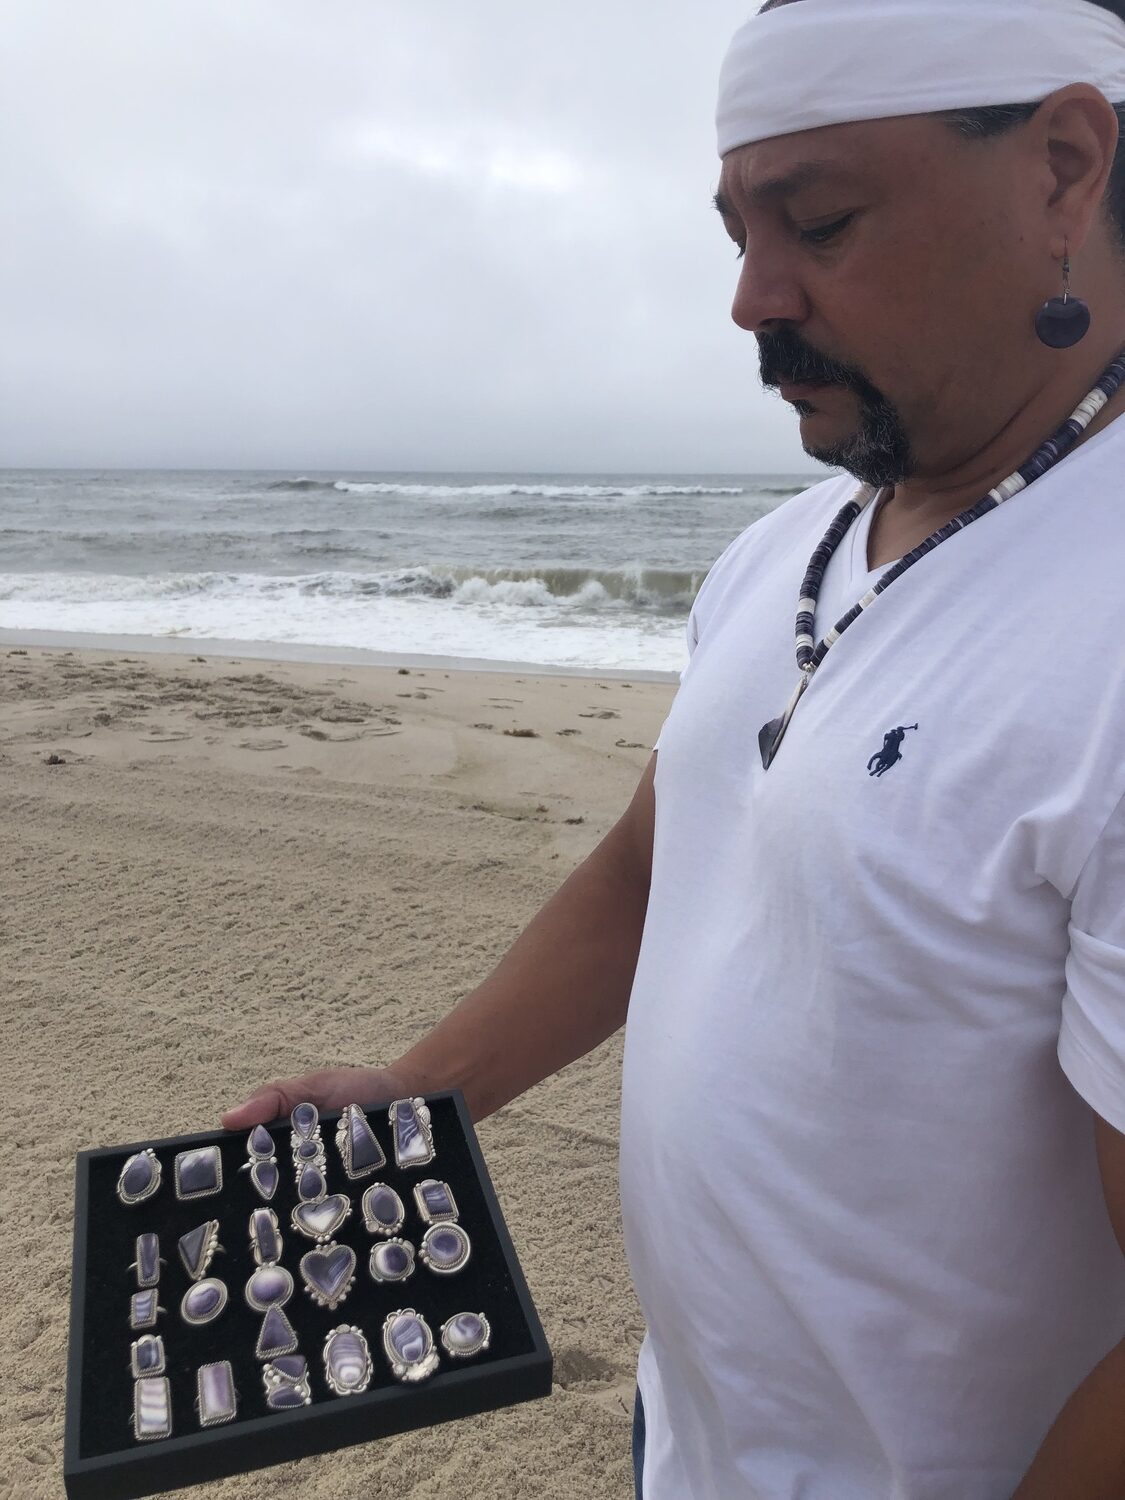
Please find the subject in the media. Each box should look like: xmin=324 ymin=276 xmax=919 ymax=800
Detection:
xmin=79 ymin=1098 xmax=533 ymax=1459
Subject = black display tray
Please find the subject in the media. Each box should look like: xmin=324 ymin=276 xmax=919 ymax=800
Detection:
xmin=64 ymin=1091 xmax=551 ymax=1499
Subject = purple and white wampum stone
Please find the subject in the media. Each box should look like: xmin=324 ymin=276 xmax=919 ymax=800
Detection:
xmin=290 ymin=1102 xmax=328 ymax=1195
xmin=116 ymin=1149 xmax=162 ymax=1206
xmin=389 ymin=1097 xmax=435 ymax=1169
xmin=196 ymin=1361 xmax=238 ymax=1427
xmin=419 ymin=1222 xmax=471 ymax=1275
xmin=130 ymin=1334 xmax=166 ymax=1378
xmin=291 ymin=1193 xmax=351 ymax=1243
xmin=250 ymin=1207 xmax=283 ymax=1266
xmin=255 ymin=1303 xmax=299 ymax=1360
xmin=244 ymin=1264 xmax=294 ymax=1313
xmin=440 ymin=1311 xmax=491 ymax=1359
xmin=180 ymin=1277 xmax=228 ymax=1326
xmin=129 ymin=1289 xmax=163 ymax=1331
xmin=133 ymin=1376 xmax=173 ymax=1441
xmin=361 ymin=1183 xmax=406 ymax=1237
xmin=323 ymin=1325 xmax=373 ymax=1395
xmin=336 ymin=1102 xmax=386 ymax=1179
xmin=382 ymin=1309 xmax=439 ymax=1383
xmin=241 ymin=1124 xmax=280 ymax=1203
xmin=369 ymin=1238 xmax=415 ymax=1284
xmin=414 ymin=1178 xmax=458 ymax=1226
xmin=174 ymin=1145 xmax=223 ymax=1202
xmin=131 ymin=1233 xmax=162 ymax=1288
xmin=299 ymin=1241 xmax=356 ymax=1310
xmin=178 ymin=1220 xmax=222 ymax=1282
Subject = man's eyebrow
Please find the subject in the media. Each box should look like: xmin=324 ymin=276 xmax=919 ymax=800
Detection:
xmin=713 ymin=162 xmax=854 ymax=218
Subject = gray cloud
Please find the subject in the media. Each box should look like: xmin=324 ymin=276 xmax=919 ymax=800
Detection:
xmin=0 ymin=1 xmax=813 ymax=472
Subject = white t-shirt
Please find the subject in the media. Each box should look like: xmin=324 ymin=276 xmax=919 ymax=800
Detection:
xmin=621 ymin=412 xmax=1125 ymax=1500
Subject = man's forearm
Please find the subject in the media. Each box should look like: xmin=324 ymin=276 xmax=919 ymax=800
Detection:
xmin=1011 ymin=1336 xmax=1125 ymax=1498
xmin=389 ymin=820 xmax=650 ymax=1121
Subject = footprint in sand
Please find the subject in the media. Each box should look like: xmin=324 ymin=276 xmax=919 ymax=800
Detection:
xmin=238 ymin=738 xmax=288 ymax=751
xmin=141 ymin=729 xmax=193 ymax=743
xmin=578 ymin=710 xmax=620 ymax=720
xmin=556 ymin=728 xmax=581 ymax=736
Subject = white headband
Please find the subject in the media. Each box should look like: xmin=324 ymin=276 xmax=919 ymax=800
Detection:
xmin=717 ymin=0 xmax=1125 ymax=154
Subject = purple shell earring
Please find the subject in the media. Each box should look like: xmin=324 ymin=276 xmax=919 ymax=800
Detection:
xmin=1036 ymin=241 xmax=1091 ymax=348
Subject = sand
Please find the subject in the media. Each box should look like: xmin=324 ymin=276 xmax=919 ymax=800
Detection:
xmin=0 ymin=642 xmax=674 ymax=1500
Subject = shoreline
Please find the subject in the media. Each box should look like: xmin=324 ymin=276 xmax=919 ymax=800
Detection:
xmin=0 ymin=626 xmax=682 ymax=684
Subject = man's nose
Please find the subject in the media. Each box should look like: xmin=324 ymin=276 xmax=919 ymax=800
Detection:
xmin=730 ymin=247 xmax=808 ymax=332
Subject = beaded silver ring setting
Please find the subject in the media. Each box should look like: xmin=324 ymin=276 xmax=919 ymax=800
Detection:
xmin=178 ymin=1220 xmax=222 ymax=1282
xmin=129 ymin=1290 xmax=164 ymax=1330
xmin=336 ymin=1102 xmax=386 ymax=1180
xmin=440 ymin=1311 xmax=491 ymax=1359
xmin=361 ymin=1182 xmax=406 ymax=1237
xmin=419 ymin=1221 xmax=471 ymax=1275
xmin=323 ymin=1325 xmax=373 ymax=1395
xmin=368 ymin=1237 xmax=416 ymax=1284
xmin=382 ymin=1309 xmax=439 ymax=1383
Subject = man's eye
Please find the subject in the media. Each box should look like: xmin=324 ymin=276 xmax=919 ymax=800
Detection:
xmin=798 ymin=214 xmax=854 ymax=246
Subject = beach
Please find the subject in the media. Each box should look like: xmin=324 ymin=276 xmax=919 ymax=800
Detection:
xmin=2 ymin=641 xmax=674 ymax=1500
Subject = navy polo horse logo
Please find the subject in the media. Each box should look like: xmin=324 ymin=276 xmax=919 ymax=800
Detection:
xmin=868 ymin=724 xmax=918 ymax=777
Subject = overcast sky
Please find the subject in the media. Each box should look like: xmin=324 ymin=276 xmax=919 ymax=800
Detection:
xmin=0 ymin=1 xmax=817 ymax=474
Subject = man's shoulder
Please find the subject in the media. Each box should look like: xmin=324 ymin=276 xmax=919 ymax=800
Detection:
xmin=701 ymin=473 xmax=863 ymax=595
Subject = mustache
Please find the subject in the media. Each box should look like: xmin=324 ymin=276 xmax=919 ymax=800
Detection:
xmin=757 ymin=328 xmax=868 ymax=392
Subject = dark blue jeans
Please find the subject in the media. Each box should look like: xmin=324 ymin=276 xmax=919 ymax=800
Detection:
xmin=632 ymin=1384 xmax=646 ymax=1499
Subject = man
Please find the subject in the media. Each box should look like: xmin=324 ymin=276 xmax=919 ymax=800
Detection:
xmin=224 ymin=0 xmax=1125 ymax=1494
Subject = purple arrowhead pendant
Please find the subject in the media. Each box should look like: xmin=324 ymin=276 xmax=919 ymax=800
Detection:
xmin=262 ymin=1355 xmax=312 ymax=1411
xmin=132 ymin=1233 xmax=161 ymax=1288
xmin=419 ymin=1221 xmax=471 ymax=1275
xmin=196 ymin=1361 xmax=238 ymax=1428
xmin=291 ymin=1193 xmax=352 ymax=1243
xmin=381 ymin=1309 xmax=439 ymax=1383
xmin=440 ymin=1311 xmax=491 ymax=1359
xmin=368 ymin=1238 xmax=415 ymax=1284
xmin=299 ymin=1241 xmax=356 ymax=1310
xmin=174 ymin=1145 xmax=222 ymax=1201
xmin=336 ymin=1103 xmax=386 ymax=1180
xmin=389 ymin=1097 xmax=435 ymax=1169
xmin=130 ymin=1334 xmax=166 ymax=1378
xmin=414 ymin=1178 xmax=458 ymax=1226
xmin=244 ymin=1264 xmax=294 ymax=1312
xmin=133 ymin=1376 xmax=172 ymax=1440
xmin=180 ymin=1277 xmax=228 ymax=1326
xmin=256 ymin=1304 xmax=299 ymax=1360
xmin=361 ymin=1183 xmax=406 ymax=1237
xmin=323 ymin=1325 xmax=373 ymax=1395
xmin=249 ymin=1160 xmax=279 ymax=1201
xmin=117 ymin=1149 xmax=162 ymax=1206
xmin=178 ymin=1220 xmax=221 ymax=1282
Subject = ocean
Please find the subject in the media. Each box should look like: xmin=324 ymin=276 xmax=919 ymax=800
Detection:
xmin=0 ymin=468 xmax=824 ymax=673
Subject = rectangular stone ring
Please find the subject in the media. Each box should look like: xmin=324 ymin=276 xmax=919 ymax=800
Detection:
xmin=196 ymin=1361 xmax=238 ymax=1427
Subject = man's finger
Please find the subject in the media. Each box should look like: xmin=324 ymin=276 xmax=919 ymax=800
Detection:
xmin=220 ymin=1082 xmax=300 ymax=1130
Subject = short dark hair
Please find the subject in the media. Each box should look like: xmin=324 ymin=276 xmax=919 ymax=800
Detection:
xmin=754 ymin=0 xmax=1125 ymax=252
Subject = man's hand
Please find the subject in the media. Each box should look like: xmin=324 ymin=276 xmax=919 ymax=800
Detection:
xmin=220 ymin=1064 xmax=413 ymax=1130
